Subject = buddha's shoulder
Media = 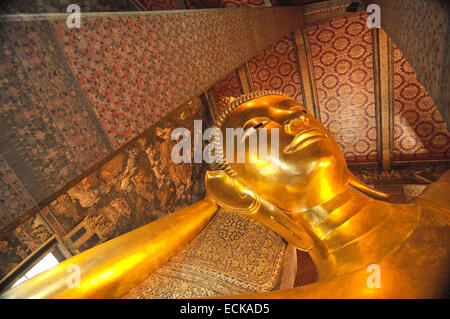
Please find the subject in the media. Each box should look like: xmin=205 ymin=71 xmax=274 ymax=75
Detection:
xmin=412 ymin=169 xmax=450 ymax=226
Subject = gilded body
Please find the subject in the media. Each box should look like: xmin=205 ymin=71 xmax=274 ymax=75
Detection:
xmin=206 ymin=93 xmax=450 ymax=298
xmin=2 ymin=93 xmax=449 ymax=298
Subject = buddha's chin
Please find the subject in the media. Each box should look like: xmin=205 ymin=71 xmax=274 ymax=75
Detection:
xmin=278 ymin=165 xmax=347 ymax=211
xmin=284 ymin=145 xmax=344 ymax=176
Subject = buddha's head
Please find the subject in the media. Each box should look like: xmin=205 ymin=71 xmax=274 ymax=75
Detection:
xmin=205 ymin=91 xmax=387 ymax=251
xmin=207 ymin=91 xmax=348 ymax=213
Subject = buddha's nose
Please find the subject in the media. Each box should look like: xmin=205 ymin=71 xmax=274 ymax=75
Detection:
xmin=282 ymin=107 xmax=310 ymax=135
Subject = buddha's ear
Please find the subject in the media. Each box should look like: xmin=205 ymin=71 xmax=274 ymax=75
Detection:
xmin=347 ymin=170 xmax=389 ymax=200
xmin=205 ymin=170 xmax=260 ymax=214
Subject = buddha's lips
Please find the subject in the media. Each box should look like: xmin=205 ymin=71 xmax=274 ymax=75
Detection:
xmin=284 ymin=128 xmax=326 ymax=154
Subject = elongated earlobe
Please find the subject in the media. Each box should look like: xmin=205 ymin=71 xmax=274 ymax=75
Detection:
xmin=347 ymin=170 xmax=389 ymax=200
xmin=205 ymin=170 xmax=260 ymax=214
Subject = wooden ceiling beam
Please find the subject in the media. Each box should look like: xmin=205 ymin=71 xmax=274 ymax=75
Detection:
xmin=292 ymin=29 xmax=321 ymax=120
xmin=372 ymin=28 xmax=394 ymax=170
xmin=237 ymin=63 xmax=254 ymax=94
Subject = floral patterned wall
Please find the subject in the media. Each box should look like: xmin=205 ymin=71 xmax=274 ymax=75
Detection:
xmin=210 ymin=70 xmax=243 ymax=114
xmin=248 ymin=36 xmax=303 ymax=104
xmin=367 ymin=0 xmax=449 ymax=128
xmin=392 ymin=45 xmax=450 ymax=161
xmin=307 ymin=13 xmax=377 ymax=164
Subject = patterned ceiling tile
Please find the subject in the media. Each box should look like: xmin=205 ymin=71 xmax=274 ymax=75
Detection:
xmin=393 ymin=45 xmax=450 ymax=161
xmin=210 ymin=70 xmax=243 ymax=115
xmin=307 ymin=13 xmax=377 ymax=163
xmin=368 ymin=0 xmax=449 ymax=127
xmin=52 ymin=8 xmax=304 ymax=149
xmin=0 ymin=155 xmax=37 ymax=238
xmin=210 ymin=70 xmax=243 ymax=99
xmin=0 ymin=19 xmax=111 ymax=207
xmin=248 ymin=36 xmax=303 ymax=103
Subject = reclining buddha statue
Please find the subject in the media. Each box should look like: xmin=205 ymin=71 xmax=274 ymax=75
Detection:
xmin=2 ymin=91 xmax=449 ymax=299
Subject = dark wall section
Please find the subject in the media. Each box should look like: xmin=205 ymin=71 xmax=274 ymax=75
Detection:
xmin=0 ymin=0 xmax=141 ymax=14
xmin=0 ymin=97 xmax=211 ymax=279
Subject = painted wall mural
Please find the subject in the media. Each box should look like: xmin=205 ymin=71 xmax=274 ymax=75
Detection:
xmin=0 ymin=97 xmax=211 ymax=279
xmin=0 ymin=7 xmax=304 ymax=235
xmin=307 ymin=13 xmax=378 ymax=163
xmin=40 ymin=97 xmax=211 ymax=255
xmin=392 ymin=45 xmax=450 ymax=161
xmin=248 ymin=36 xmax=303 ymax=104
xmin=349 ymin=162 xmax=450 ymax=205
xmin=349 ymin=163 xmax=450 ymax=185
xmin=0 ymin=214 xmax=54 ymax=279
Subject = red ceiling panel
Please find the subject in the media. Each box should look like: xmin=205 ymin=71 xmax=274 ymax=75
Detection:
xmin=307 ymin=13 xmax=377 ymax=163
xmin=393 ymin=45 xmax=450 ymax=161
xmin=248 ymin=36 xmax=303 ymax=103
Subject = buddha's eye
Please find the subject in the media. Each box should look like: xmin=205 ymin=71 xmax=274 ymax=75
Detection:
xmin=241 ymin=117 xmax=270 ymax=141
xmin=243 ymin=117 xmax=270 ymax=131
xmin=253 ymin=122 xmax=264 ymax=130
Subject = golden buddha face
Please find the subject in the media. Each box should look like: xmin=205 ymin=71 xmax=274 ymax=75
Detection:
xmin=221 ymin=95 xmax=348 ymax=213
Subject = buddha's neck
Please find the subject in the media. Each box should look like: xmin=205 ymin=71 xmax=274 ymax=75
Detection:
xmin=292 ymin=186 xmax=420 ymax=279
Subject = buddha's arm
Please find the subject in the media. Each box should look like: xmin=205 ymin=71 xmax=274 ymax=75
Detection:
xmin=1 ymin=197 xmax=218 ymax=299
xmin=412 ymin=170 xmax=450 ymax=224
